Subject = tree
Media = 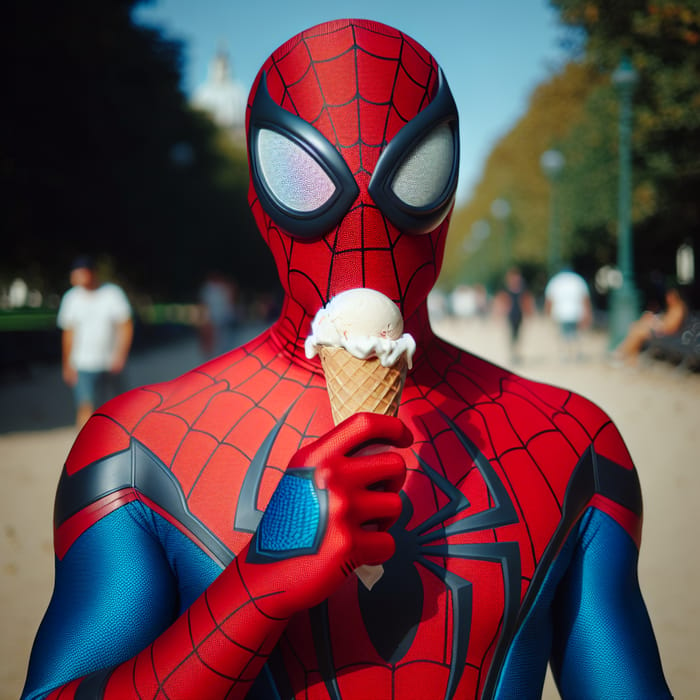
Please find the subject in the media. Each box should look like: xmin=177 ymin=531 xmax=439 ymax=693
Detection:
xmin=550 ymin=0 xmax=700 ymax=304
xmin=441 ymin=2 xmax=700 ymax=307
xmin=442 ymin=62 xmax=601 ymax=295
xmin=0 ymin=0 xmax=276 ymax=302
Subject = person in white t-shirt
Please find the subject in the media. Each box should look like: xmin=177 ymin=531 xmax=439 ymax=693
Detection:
xmin=544 ymin=267 xmax=592 ymax=361
xmin=57 ymin=256 xmax=133 ymax=428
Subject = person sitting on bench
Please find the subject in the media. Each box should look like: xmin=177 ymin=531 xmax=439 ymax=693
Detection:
xmin=613 ymin=285 xmax=688 ymax=366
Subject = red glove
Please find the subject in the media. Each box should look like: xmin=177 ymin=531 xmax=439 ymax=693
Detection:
xmin=239 ymin=412 xmax=412 ymax=618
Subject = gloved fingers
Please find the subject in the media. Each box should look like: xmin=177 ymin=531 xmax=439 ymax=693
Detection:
xmin=353 ymin=529 xmax=396 ymax=566
xmin=350 ymin=491 xmax=403 ymax=531
xmin=342 ymin=413 xmax=414 ymax=452
xmin=343 ymin=449 xmax=407 ymax=493
xmin=290 ymin=413 xmax=412 ymax=468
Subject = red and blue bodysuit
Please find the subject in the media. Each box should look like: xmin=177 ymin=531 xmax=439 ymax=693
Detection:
xmin=22 ymin=19 xmax=671 ymax=700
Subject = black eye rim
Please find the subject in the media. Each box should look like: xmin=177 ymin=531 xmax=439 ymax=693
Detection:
xmin=248 ymin=71 xmax=360 ymax=241
xmin=368 ymin=69 xmax=460 ymax=235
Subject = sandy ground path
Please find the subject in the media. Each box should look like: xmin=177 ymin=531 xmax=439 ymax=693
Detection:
xmin=2 ymin=316 xmax=698 ymax=698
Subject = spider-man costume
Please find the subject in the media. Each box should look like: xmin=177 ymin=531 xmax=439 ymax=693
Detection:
xmin=22 ymin=19 xmax=671 ymax=700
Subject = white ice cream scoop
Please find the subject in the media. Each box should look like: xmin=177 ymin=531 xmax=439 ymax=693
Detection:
xmin=305 ymin=288 xmax=416 ymax=368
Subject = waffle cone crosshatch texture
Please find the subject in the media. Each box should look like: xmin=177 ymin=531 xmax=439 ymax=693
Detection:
xmin=318 ymin=346 xmax=409 ymax=425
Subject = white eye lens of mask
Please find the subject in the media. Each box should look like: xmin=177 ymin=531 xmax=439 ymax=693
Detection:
xmin=257 ymin=129 xmax=337 ymax=212
xmin=390 ymin=124 xmax=454 ymax=207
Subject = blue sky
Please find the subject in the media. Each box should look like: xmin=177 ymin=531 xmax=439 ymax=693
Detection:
xmin=133 ymin=0 xmax=568 ymax=202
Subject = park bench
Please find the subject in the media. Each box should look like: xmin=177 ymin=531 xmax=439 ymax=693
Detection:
xmin=643 ymin=311 xmax=700 ymax=372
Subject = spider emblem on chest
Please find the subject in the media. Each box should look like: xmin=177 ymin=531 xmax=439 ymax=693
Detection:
xmin=236 ymin=409 xmax=522 ymax=699
xmin=356 ymin=413 xmax=521 ymax=699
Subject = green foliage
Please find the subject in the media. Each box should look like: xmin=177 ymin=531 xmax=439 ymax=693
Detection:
xmin=0 ymin=309 xmax=57 ymax=332
xmin=0 ymin=0 xmax=276 ymax=302
xmin=442 ymin=62 xmax=602 ymax=294
xmin=550 ymin=0 xmax=700 ymax=299
xmin=442 ymin=1 xmax=699 ymax=306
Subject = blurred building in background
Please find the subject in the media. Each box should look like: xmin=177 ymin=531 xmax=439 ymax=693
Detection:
xmin=191 ymin=45 xmax=246 ymax=144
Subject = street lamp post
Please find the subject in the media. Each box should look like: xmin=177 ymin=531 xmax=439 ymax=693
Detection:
xmin=540 ymin=149 xmax=565 ymax=276
xmin=491 ymin=198 xmax=513 ymax=270
xmin=608 ymin=56 xmax=640 ymax=350
xmin=471 ymin=219 xmax=491 ymax=288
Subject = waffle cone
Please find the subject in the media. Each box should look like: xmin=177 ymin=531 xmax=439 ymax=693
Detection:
xmin=318 ymin=346 xmax=408 ymax=425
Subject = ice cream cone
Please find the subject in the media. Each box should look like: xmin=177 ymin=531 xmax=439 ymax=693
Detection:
xmin=318 ymin=346 xmax=409 ymax=590
xmin=306 ymin=289 xmax=415 ymax=591
xmin=318 ymin=346 xmax=408 ymax=424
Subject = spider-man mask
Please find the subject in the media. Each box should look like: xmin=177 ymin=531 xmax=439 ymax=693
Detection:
xmin=246 ymin=19 xmax=459 ymax=324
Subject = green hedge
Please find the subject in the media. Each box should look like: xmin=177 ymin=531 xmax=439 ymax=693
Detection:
xmin=0 ymin=309 xmax=58 ymax=332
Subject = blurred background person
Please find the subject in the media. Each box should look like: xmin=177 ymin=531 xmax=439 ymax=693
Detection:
xmin=544 ymin=266 xmax=592 ymax=361
xmin=493 ymin=267 xmax=535 ymax=364
xmin=198 ymin=270 xmax=239 ymax=358
xmin=449 ymin=284 xmax=480 ymax=321
xmin=612 ymin=284 xmax=688 ymax=367
xmin=57 ymin=256 xmax=133 ymax=428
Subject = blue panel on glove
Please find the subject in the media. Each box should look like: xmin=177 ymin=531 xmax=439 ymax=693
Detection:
xmin=250 ymin=469 xmax=327 ymax=561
